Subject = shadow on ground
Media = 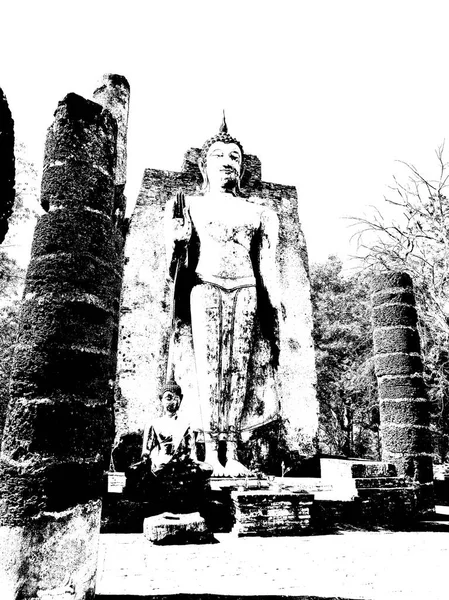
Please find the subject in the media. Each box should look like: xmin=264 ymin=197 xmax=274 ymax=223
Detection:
xmin=96 ymin=596 xmax=363 ymax=600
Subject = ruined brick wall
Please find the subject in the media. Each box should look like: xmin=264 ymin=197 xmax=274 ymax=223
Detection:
xmin=0 ymin=89 xmax=126 ymax=598
xmin=116 ymin=147 xmax=318 ymax=466
xmin=0 ymin=87 xmax=15 ymax=244
xmin=371 ymin=271 xmax=434 ymax=511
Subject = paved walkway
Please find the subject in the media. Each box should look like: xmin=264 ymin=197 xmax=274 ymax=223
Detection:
xmin=96 ymin=508 xmax=449 ymax=599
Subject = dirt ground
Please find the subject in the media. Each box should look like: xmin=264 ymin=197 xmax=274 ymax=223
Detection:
xmin=96 ymin=507 xmax=449 ymax=599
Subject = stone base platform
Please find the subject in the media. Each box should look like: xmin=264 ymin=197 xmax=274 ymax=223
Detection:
xmin=316 ymin=458 xmax=423 ymax=529
xmin=231 ymin=490 xmax=313 ymax=536
xmin=100 ymin=459 xmax=433 ymax=534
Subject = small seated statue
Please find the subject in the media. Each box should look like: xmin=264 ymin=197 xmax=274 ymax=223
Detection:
xmin=125 ymin=381 xmax=211 ymax=509
xmin=141 ymin=380 xmax=210 ymax=476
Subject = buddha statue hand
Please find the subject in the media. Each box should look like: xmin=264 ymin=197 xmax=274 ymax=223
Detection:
xmin=171 ymin=190 xmax=191 ymax=243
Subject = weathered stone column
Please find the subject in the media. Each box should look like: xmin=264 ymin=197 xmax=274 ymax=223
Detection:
xmin=93 ymin=74 xmax=130 ymax=233
xmin=0 ymin=84 xmax=126 ymax=598
xmin=371 ymin=271 xmax=434 ymax=512
xmin=0 ymin=87 xmax=15 ymax=244
xmin=92 ymin=74 xmax=131 ymax=422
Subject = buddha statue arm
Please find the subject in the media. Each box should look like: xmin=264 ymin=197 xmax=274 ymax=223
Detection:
xmin=259 ymin=208 xmax=281 ymax=310
xmin=258 ymin=208 xmax=284 ymax=368
xmin=164 ymin=191 xmax=192 ymax=278
xmin=141 ymin=423 xmax=157 ymax=458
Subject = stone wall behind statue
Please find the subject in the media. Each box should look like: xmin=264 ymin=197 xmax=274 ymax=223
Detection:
xmin=115 ymin=148 xmax=318 ymax=466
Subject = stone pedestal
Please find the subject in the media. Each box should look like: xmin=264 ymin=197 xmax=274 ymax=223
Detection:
xmin=143 ymin=511 xmax=208 ymax=544
xmin=231 ymin=490 xmax=313 ymax=536
xmin=319 ymin=458 xmax=419 ymax=527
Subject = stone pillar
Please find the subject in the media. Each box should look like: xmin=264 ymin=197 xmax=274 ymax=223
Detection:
xmin=92 ymin=74 xmax=131 ymax=422
xmin=0 ymin=87 xmax=125 ymax=598
xmin=0 ymin=87 xmax=15 ymax=244
xmin=371 ymin=271 xmax=434 ymax=512
xmin=93 ymin=74 xmax=130 ymax=232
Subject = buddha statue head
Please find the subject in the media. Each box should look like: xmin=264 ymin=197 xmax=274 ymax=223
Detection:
xmin=198 ymin=114 xmax=244 ymax=194
xmin=159 ymin=380 xmax=183 ymax=416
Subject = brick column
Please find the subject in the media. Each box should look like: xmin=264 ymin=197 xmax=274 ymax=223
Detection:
xmin=0 ymin=87 xmax=15 ymax=244
xmin=371 ymin=271 xmax=434 ymax=512
xmin=0 ymin=86 xmax=126 ymax=598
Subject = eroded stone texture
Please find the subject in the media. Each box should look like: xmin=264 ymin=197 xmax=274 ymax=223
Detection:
xmin=116 ymin=146 xmax=318 ymax=471
xmin=0 ymin=87 xmax=15 ymax=244
xmin=93 ymin=73 xmax=130 ymax=231
xmin=0 ymin=500 xmax=101 ymax=599
xmin=143 ymin=511 xmax=208 ymax=544
xmin=231 ymin=490 xmax=313 ymax=536
xmin=371 ymin=272 xmax=434 ymax=512
xmin=0 ymin=81 xmax=127 ymax=598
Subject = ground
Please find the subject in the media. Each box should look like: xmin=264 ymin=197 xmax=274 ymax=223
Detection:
xmin=96 ymin=507 xmax=448 ymax=599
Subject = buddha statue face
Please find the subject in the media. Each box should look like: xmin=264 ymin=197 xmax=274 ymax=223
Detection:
xmin=161 ymin=389 xmax=182 ymax=416
xmin=202 ymin=141 xmax=243 ymax=192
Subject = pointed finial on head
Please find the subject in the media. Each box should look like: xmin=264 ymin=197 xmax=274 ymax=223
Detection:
xmin=200 ymin=111 xmax=243 ymax=166
xmin=219 ymin=110 xmax=228 ymax=134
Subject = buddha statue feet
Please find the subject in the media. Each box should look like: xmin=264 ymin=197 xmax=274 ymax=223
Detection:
xmin=206 ymin=457 xmax=229 ymax=478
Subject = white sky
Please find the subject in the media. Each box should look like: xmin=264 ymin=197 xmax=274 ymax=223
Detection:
xmin=2 ymin=0 xmax=449 ymax=267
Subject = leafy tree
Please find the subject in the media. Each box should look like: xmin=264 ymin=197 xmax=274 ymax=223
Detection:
xmin=310 ymin=256 xmax=379 ymax=458
xmin=353 ymin=146 xmax=449 ymax=461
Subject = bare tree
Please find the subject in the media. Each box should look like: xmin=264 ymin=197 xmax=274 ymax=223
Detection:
xmin=351 ymin=145 xmax=449 ymax=460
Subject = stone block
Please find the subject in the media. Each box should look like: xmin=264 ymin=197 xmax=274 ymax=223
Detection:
xmin=0 ymin=460 xmax=105 ymax=520
xmin=2 ymin=398 xmax=113 ymax=459
xmin=371 ymin=272 xmax=413 ymax=293
xmin=354 ymin=476 xmax=409 ymax=489
xmin=24 ymin=252 xmax=121 ymax=304
xmin=372 ymin=289 xmax=416 ymax=307
xmin=143 ymin=511 xmax=208 ymax=544
xmin=357 ymin=487 xmax=418 ymax=526
xmin=10 ymin=343 xmax=114 ymax=401
xmin=43 ymin=93 xmax=116 ymax=170
xmin=378 ymin=375 xmax=426 ymax=399
xmin=231 ymin=490 xmax=313 ymax=536
xmin=19 ymin=298 xmax=114 ymax=350
xmin=374 ymin=353 xmax=423 ymax=378
xmin=373 ymin=327 xmax=421 ymax=354
xmin=31 ymin=209 xmax=120 ymax=262
xmin=372 ymin=304 xmax=417 ymax=328
xmin=321 ymin=458 xmax=396 ymax=480
xmin=41 ymin=162 xmax=115 ymax=214
xmin=350 ymin=462 xmax=397 ymax=478
xmin=380 ymin=399 xmax=431 ymax=427
xmin=381 ymin=424 xmax=433 ymax=454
